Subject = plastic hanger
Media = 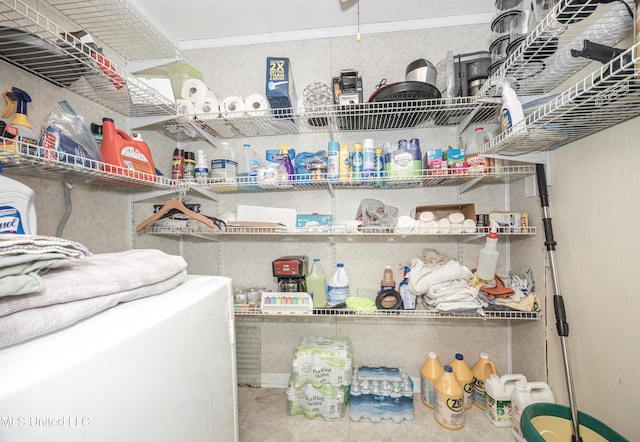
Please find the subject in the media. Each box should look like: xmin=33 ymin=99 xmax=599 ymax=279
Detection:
xmin=136 ymin=198 xmax=215 ymax=232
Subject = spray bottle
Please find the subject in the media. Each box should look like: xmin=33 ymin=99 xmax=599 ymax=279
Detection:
xmin=2 ymin=87 xmax=37 ymax=148
xmin=470 ymin=220 xmax=499 ymax=289
xmin=276 ymin=144 xmax=295 ymax=182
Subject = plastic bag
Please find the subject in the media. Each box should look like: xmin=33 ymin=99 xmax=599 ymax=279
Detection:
xmin=39 ymin=100 xmax=101 ymax=167
xmin=435 ymin=51 xmax=454 ymax=98
xmin=355 ymin=199 xmax=398 ymax=228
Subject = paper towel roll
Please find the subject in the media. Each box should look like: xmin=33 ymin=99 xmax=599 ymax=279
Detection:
xmin=448 ymin=212 xmax=465 ymax=224
xmin=462 ymin=219 xmax=477 ymax=233
xmin=176 ymin=99 xmax=195 ymax=115
xmin=220 ymin=96 xmax=246 ymax=118
xmin=194 ymin=97 xmax=220 ymax=117
xmin=181 ymin=78 xmax=210 ymax=101
xmin=438 ymin=218 xmax=451 ymax=234
xmin=424 ymin=220 xmax=439 ymax=234
xmin=419 ymin=211 xmax=435 ymax=222
xmin=450 ymin=223 xmax=463 ymax=234
xmin=244 ymin=93 xmax=270 ymax=116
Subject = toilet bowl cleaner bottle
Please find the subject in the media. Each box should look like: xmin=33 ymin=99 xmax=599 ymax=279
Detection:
xmin=434 ymin=365 xmax=465 ymax=430
xmin=448 ymin=353 xmax=474 ymax=410
xmin=484 ymin=373 xmax=527 ymax=427
xmin=380 ymin=265 xmax=396 ymax=291
xmin=420 ymin=352 xmax=444 ymax=408
xmin=327 ymin=263 xmax=349 ymax=306
xmin=306 ymin=258 xmax=327 ymax=308
xmin=0 ymin=164 xmax=37 ymax=235
xmin=471 ymin=352 xmax=498 ymax=409
xmin=511 ymin=381 xmax=555 ymax=442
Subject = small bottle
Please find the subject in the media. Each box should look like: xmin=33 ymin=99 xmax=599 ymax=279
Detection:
xmin=195 ymin=150 xmax=209 ymax=183
xmin=338 ymin=144 xmax=350 ymax=181
xmin=476 ymin=220 xmax=499 ymax=281
xmin=327 ymin=263 xmax=349 ymax=306
xmin=183 ymin=151 xmax=196 ymax=181
xmin=374 ymin=147 xmax=385 ymax=185
xmin=471 ymin=352 xmax=499 ymax=409
xmin=306 ymin=258 xmax=327 ymax=308
xmin=420 ymin=352 xmax=444 ymax=408
xmin=399 ymin=266 xmax=415 ymax=310
xmin=448 ymin=353 xmax=474 ymax=410
xmin=90 ymin=122 xmax=103 ymax=148
xmin=171 ymin=147 xmax=185 ymax=179
xmin=434 ymin=365 xmax=465 ymax=430
xmin=409 ymin=138 xmax=423 ymax=176
xmin=380 ymin=265 xmax=396 ymax=291
xmin=352 ymin=143 xmax=363 ymax=180
xmin=327 ymin=141 xmax=340 ymax=181
xmin=363 ymin=138 xmax=375 ymax=180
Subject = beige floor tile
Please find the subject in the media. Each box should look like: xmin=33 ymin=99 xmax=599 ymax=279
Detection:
xmin=238 ymin=386 xmax=260 ymax=417
xmin=348 ymin=419 xmax=409 ymax=441
xmin=292 ymin=415 xmax=350 ymax=441
xmin=239 ymin=415 xmax=296 ymax=442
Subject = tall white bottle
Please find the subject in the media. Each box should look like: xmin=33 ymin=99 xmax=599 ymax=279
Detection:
xmin=210 ymin=141 xmax=237 ymax=182
xmin=0 ymin=169 xmax=37 ymax=235
xmin=327 ymin=263 xmax=349 ymax=306
xmin=476 ymin=221 xmax=499 ymax=281
xmin=500 ymin=81 xmax=524 ymax=133
xmin=237 ymin=143 xmax=263 ymax=183
xmin=306 ymin=258 xmax=327 ymax=308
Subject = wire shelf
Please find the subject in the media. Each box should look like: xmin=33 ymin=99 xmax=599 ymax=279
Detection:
xmin=0 ymin=0 xmax=176 ymax=117
xmin=482 ymin=42 xmax=640 ymax=155
xmin=0 ymin=141 xmax=174 ymax=189
xmin=481 ymin=0 xmax=634 ymax=97
xmin=234 ymin=307 xmax=541 ymax=320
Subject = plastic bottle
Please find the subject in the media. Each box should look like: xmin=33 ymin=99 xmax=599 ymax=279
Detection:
xmin=2 ymin=87 xmax=37 ymax=145
xmin=471 ymin=352 xmax=499 ymax=409
xmin=306 ymin=258 xmax=327 ymax=308
xmin=380 ymin=265 xmax=396 ymax=291
xmin=100 ymin=118 xmax=156 ymax=179
xmin=352 ymin=143 xmax=363 ymax=180
xmin=0 ymin=165 xmax=37 ymax=234
xmin=338 ymin=144 xmax=350 ymax=181
xmin=327 ymin=263 xmax=349 ymax=306
xmin=500 ymin=80 xmax=524 ymax=133
xmin=399 ymin=266 xmax=415 ymax=310
xmin=448 ymin=353 xmax=474 ymax=410
xmin=420 ymin=352 xmax=444 ymax=408
xmin=476 ymin=220 xmax=499 ymax=281
xmin=374 ymin=147 xmax=384 ymax=185
xmin=171 ymin=147 xmax=185 ymax=179
xmin=276 ymin=144 xmax=295 ymax=182
xmin=90 ymin=122 xmax=103 ymax=149
xmin=237 ymin=143 xmax=263 ymax=183
xmin=484 ymin=373 xmax=527 ymax=427
xmin=210 ymin=141 xmax=237 ymax=182
xmin=409 ymin=138 xmax=423 ymax=176
xmin=434 ymin=365 xmax=465 ymax=430
xmin=363 ymin=138 xmax=375 ymax=179
xmin=511 ymin=381 xmax=555 ymax=442
xmin=327 ymin=141 xmax=340 ymax=181
xmin=195 ymin=150 xmax=209 ymax=183
xmin=183 ymin=150 xmax=196 ymax=181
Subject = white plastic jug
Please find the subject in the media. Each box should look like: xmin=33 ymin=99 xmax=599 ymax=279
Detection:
xmin=327 ymin=263 xmax=349 ymax=306
xmin=511 ymin=381 xmax=555 ymax=442
xmin=0 ymin=173 xmax=37 ymax=235
xmin=484 ymin=373 xmax=527 ymax=427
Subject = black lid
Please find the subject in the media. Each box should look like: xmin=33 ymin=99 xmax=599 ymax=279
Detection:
xmin=185 ymin=151 xmax=195 ymax=160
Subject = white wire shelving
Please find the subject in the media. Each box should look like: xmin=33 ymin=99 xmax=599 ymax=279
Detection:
xmin=234 ymin=307 xmax=541 ymax=320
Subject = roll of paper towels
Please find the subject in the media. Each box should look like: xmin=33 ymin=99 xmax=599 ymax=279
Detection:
xmin=448 ymin=212 xmax=465 ymax=224
xmin=181 ymin=78 xmax=210 ymax=101
xmin=194 ymin=97 xmax=220 ymax=117
xmin=176 ymin=99 xmax=195 ymax=115
xmin=244 ymin=93 xmax=270 ymax=116
xmin=462 ymin=219 xmax=477 ymax=233
xmin=438 ymin=218 xmax=451 ymax=234
xmin=220 ymin=96 xmax=246 ymax=118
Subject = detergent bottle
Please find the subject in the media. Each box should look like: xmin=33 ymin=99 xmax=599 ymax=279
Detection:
xmin=2 ymin=87 xmax=38 ymax=149
xmin=0 ymin=163 xmax=37 ymax=234
xmin=484 ymin=373 xmax=527 ymax=426
xmin=420 ymin=352 xmax=444 ymax=408
xmin=100 ymin=118 xmax=156 ymax=180
xmin=448 ymin=353 xmax=474 ymax=409
xmin=471 ymin=352 xmax=498 ymax=409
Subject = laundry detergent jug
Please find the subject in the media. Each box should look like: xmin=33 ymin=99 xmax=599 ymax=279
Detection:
xmin=100 ymin=118 xmax=156 ymax=181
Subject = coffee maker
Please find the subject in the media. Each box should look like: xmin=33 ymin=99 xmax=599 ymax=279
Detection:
xmin=272 ymin=256 xmax=308 ymax=292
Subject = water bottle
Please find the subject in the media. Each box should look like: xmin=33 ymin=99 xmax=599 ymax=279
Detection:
xmin=327 ymin=263 xmax=349 ymax=306
xmin=306 ymin=258 xmax=327 ymax=308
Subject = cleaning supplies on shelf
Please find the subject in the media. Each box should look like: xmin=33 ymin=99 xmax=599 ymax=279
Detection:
xmin=471 ymin=352 xmax=499 ymax=409
xmin=471 ymin=220 xmax=500 ymax=289
xmin=380 ymin=265 xmax=396 ymax=291
xmin=237 ymin=143 xmax=263 ymax=183
xmin=195 ymin=150 xmax=209 ymax=183
xmin=434 ymin=365 xmax=465 ymax=430
xmin=448 ymin=353 xmax=474 ymax=410
xmin=399 ymin=266 xmax=415 ymax=310
xmin=420 ymin=352 xmax=444 ymax=408
xmin=171 ymin=147 xmax=185 ymax=179
xmin=100 ymin=117 xmax=156 ymax=180
xmin=327 ymin=262 xmax=349 ymax=306
xmin=210 ymin=141 xmax=237 ymax=183
xmin=499 ymin=80 xmax=524 ymax=134
xmin=2 ymin=87 xmax=37 ymax=148
xmin=276 ymin=144 xmax=295 ymax=182
xmin=306 ymin=258 xmax=327 ymax=308
xmin=0 ymin=163 xmax=37 ymax=234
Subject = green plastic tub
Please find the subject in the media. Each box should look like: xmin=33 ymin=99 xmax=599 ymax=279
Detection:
xmin=521 ymin=403 xmax=629 ymax=442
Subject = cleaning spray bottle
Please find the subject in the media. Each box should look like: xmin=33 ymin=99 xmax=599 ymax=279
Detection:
xmin=470 ymin=220 xmax=500 ymax=289
xmin=2 ymin=87 xmax=38 ymax=149
xmin=498 ymin=79 xmax=524 ymax=134
xmin=276 ymin=144 xmax=294 ymax=182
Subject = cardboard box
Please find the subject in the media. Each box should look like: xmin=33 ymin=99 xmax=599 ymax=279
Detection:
xmin=412 ymin=203 xmax=476 ymax=222
xmin=266 ymin=57 xmax=297 ymax=118
xmin=296 ymin=214 xmax=332 ymax=232
xmin=489 ymin=211 xmax=529 ymax=233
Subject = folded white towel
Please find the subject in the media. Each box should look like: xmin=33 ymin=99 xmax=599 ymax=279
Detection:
xmin=426 ymin=279 xmax=478 ymax=300
xmin=438 ymin=218 xmax=451 ymax=234
xmin=419 ymin=211 xmax=435 ymax=222
xmin=408 ymin=258 xmax=473 ymax=296
xmin=463 ymin=219 xmax=477 ymax=233
xmin=448 ymin=212 xmax=465 ymax=224
xmin=450 ymin=223 xmax=463 ymax=234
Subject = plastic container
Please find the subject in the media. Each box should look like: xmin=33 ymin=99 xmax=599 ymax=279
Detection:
xmin=511 ymin=381 xmax=555 ymax=441
xmin=327 ymin=141 xmax=340 ymax=181
xmin=484 ymin=373 xmax=527 ymax=426
xmin=420 ymin=352 xmax=444 ymax=408
xmin=434 ymin=365 xmax=465 ymax=430
xmin=362 ymin=138 xmax=375 ymax=179
xmin=327 ymin=263 xmax=349 ymax=306
xmin=306 ymin=258 xmax=327 ymax=308
xmin=338 ymin=144 xmax=350 ymax=181
xmin=500 ymin=81 xmax=524 ymax=133
xmin=237 ymin=143 xmax=263 ymax=183
xmin=100 ymin=118 xmax=156 ymax=180
xmin=448 ymin=353 xmax=474 ymax=410
xmin=287 ymin=378 xmax=348 ymax=420
xmin=0 ymin=169 xmax=37 ymax=234
xmin=380 ymin=265 xmax=396 ymax=291
xmin=476 ymin=221 xmax=499 ymax=281
xmin=399 ymin=266 xmax=415 ymax=310
xmin=276 ymin=145 xmax=294 ymax=182
xmin=351 ymin=143 xmax=363 ymax=180
xmin=471 ymin=352 xmax=499 ymax=409
xmin=171 ymin=147 xmax=185 ymax=179
xmin=195 ymin=150 xmax=209 ymax=183
xmin=210 ymin=141 xmax=237 ymax=182
xmin=350 ymin=366 xmax=414 ymax=423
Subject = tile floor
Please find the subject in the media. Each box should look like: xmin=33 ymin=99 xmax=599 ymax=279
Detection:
xmin=238 ymin=387 xmax=517 ymax=442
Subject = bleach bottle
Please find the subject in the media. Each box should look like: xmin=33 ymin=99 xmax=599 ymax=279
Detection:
xmin=511 ymin=381 xmax=555 ymax=442
xmin=0 ymin=164 xmax=37 ymax=234
xmin=327 ymin=263 xmax=349 ymax=306
xmin=484 ymin=373 xmax=527 ymax=426
xmin=237 ymin=143 xmax=263 ymax=183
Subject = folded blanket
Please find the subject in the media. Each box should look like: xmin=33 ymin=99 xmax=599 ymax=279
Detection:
xmin=408 ymin=258 xmax=473 ymax=295
xmin=426 ymin=279 xmax=478 ymax=301
xmin=0 ymin=257 xmax=70 ymax=297
xmin=0 ymin=269 xmax=187 ymax=349
xmin=0 ymin=235 xmax=91 ymax=259
xmin=0 ymin=249 xmax=187 ymax=318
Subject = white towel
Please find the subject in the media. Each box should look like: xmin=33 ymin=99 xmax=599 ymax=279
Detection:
xmin=438 ymin=218 xmax=451 ymax=234
xmin=408 ymin=258 xmax=473 ymax=296
xmin=448 ymin=212 xmax=465 ymax=224
xmin=419 ymin=211 xmax=435 ymax=222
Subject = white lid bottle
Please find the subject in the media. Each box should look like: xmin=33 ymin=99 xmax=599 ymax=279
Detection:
xmin=476 ymin=221 xmax=499 ymax=281
xmin=420 ymin=352 xmax=444 ymax=408
xmin=195 ymin=150 xmax=209 ymax=183
xmin=327 ymin=263 xmax=349 ymax=306
xmin=500 ymin=81 xmax=524 ymax=133
xmin=484 ymin=373 xmax=527 ymax=426
xmin=511 ymin=381 xmax=555 ymax=442
xmin=306 ymin=258 xmax=327 ymax=308
xmin=0 ymin=168 xmax=37 ymax=235
xmin=210 ymin=141 xmax=237 ymax=182
xmin=237 ymin=143 xmax=263 ymax=182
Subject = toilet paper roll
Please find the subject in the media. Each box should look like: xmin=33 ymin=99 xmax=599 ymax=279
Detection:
xmin=438 ymin=218 xmax=451 ymax=234
xmin=220 ymin=96 xmax=246 ymax=118
xmin=448 ymin=212 xmax=465 ymax=224
xmin=395 ymin=215 xmax=417 ymax=233
xmin=194 ymin=97 xmax=220 ymax=117
xmin=181 ymin=78 xmax=210 ymax=102
xmin=176 ymin=99 xmax=195 ymax=115
xmin=463 ymin=219 xmax=477 ymax=233
xmin=419 ymin=211 xmax=435 ymax=222
xmin=244 ymin=93 xmax=271 ymax=116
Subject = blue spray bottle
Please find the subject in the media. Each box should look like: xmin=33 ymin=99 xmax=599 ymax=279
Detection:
xmin=399 ymin=266 xmax=415 ymax=310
